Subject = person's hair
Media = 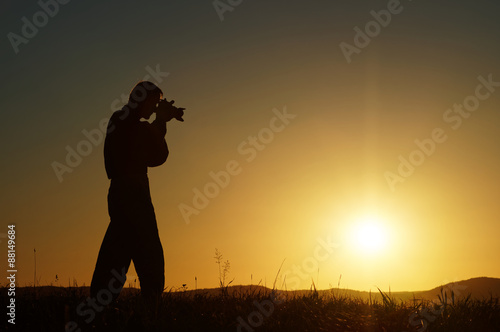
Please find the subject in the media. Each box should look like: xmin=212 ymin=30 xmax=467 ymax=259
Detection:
xmin=128 ymin=81 xmax=163 ymax=109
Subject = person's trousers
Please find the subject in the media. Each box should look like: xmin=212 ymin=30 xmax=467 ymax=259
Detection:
xmin=90 ymin=175 xmax=164 ymax=301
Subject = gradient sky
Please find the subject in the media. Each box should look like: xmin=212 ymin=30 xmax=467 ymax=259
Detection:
xmin=1 ymin=0 xmax=500 ymax=292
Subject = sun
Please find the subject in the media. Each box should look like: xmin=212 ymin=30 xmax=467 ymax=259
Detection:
xmin=349 ymin=215 xmax=389 ymax=255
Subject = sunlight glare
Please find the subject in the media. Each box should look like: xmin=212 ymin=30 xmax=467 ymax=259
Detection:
xmin=349 ymin=215 xmax=389 ymax=255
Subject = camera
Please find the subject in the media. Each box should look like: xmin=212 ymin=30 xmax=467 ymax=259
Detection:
xmin=155 ymin=98 xmax=185 ymax=122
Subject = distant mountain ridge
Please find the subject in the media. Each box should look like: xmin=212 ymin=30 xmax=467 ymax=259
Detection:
xmin=180 ymin=276 xmax=500 ymax=302
xmin=12 ymin=277 xmax=500 ymax=302
xmin=421 ymin=277 xmax=500 ymax=300
xmin=324 ymin=276 xmax=500 ymax=301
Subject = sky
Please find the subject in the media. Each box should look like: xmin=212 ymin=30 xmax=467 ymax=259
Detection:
xmin=1 ymin=0 xmax=500 ymax=293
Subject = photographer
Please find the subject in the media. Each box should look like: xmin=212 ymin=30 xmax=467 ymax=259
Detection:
xmin=90 ymin=81 xmax=184 ymax=306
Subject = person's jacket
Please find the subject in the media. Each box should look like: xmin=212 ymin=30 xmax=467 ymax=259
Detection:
xmin=104 ymin=107 xmax=168 ymax=180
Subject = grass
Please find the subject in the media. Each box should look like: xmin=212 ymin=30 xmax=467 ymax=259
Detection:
xmin=2 ymin=285 xmax=499 ymax=331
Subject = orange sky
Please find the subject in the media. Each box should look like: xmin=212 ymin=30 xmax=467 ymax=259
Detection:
xmin=1 ymin=0 xmax=500 ymax=292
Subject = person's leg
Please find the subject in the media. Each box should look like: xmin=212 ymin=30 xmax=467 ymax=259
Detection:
xmin=90 ymin=221 xmax=131 ymax=301
xmin=132 ymin=180 xmax=165 ymax=301
xmin=90 ymin=180 xmax=133 ymax=301
xmin=133 ymin=226 xmax=165 ymax=299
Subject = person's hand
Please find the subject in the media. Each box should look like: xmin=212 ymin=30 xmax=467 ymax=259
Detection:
xmin=155 ymin=99 xmax=185 ymax=122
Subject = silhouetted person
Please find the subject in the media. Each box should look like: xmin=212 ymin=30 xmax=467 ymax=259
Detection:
xmin=90 ymin=81 xmax=184 ymax=306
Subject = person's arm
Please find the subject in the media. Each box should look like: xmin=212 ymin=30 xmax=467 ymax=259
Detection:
xmin=142 ymin=117 xmax=169 ymax=167
xmin=151 ymin=114 xmax=167 ymax=137
xmin=143 ymin=99 xmax=183 ymax=167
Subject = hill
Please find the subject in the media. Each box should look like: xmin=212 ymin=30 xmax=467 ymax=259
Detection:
xmin=4 ymin=277 xmax=500 ymax=331
xmin=176 ymin=276 xmax=500 ymax=303
xmin=10 ymin=276 xmax=500 ymax=302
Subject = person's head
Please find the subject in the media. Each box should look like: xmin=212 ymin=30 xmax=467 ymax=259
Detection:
xmin=128 ymin=81 xmax=163 ymax=119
